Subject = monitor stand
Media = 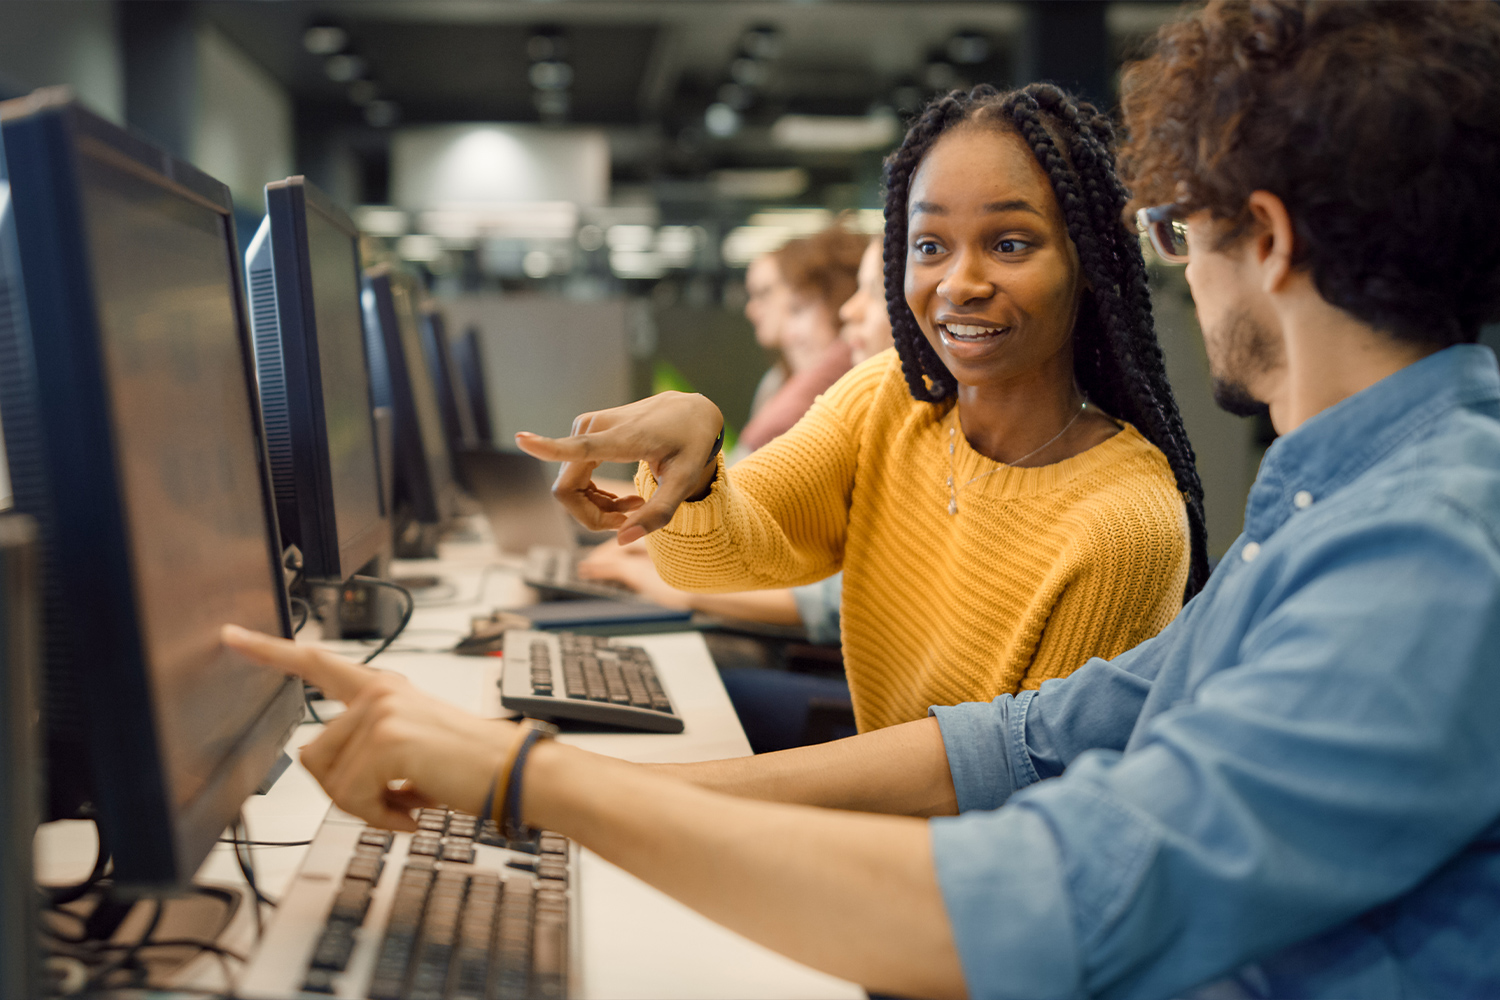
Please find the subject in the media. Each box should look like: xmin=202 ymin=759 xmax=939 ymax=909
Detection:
xmin=303 ymin=554 xmax=403 ymax=641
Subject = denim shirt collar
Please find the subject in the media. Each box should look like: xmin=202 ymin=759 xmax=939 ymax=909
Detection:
xmin=1242 ymin=344 xmax=1500 ymax=543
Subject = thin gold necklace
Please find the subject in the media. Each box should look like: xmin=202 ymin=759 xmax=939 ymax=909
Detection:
xmin=946 ymin=402 xmax=1086 ymax=515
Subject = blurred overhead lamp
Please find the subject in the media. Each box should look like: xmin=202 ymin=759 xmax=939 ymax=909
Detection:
xmin=710 ymin=167 xmax=808 ymax=200
xmin=522 ymin=250 xmax=553 ymax=280
xmin=303 ymin=24 xmax=347 ymax=55
xmin=741 ymin=25 xmax=782 ymax=61
xmin=364 ymin=100 xmax=400 ymax=128
xmin=576 ymin=224 xmax=606 ymax=252
xmin=528 ymin=61 xmax=573 ymax=91
xmin=396 ymin=234 xmax=444 ymax=263
xmin=348 ymin=79 xmax=379 ymax=106
xmin=770 ymin=112 xmax=898 ymax=152
xmin=946 ymin=31 xmax=992 ymax=65
xmin=325 ymin=53 xmax=367 ymax=83
xmin=533 ymin=90 xmax=570 ymax=121
xmin=527 ymin=31 xmax=568 ymax=63
xmin=352 ymin=205 xmax=408 ymax=237
xmin=704 ymin=103 xmax=741 ymax=139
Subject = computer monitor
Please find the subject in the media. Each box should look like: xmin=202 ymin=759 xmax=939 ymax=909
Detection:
xmin=361 ymin=264 xmax=457 ymax=551
xmin=0 ymin=92 xmax=301 ymax=889
xmin=455 ymin=325 xmax=495 ymax=445
xmin=245 ymin=176 xmax=386 ymax=584
xmin=419 ymin=303 xmax=480 ymax=457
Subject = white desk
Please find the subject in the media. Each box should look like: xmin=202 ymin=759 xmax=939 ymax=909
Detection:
xmin=37 ymin=527 xmax=863 ymax=999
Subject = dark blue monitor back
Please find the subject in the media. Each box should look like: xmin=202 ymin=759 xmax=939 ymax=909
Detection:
xmin=455 ymin=325 xmax=495 ymax=445
xmin=245 ymin=176 xmax=385 ymax=583
xmin=361 ymin=265 xmax=456 ymax=527
xmin=0 ymin=92 xmax=301 ymax=889
xmin=419 ymin=304 xmax=478 ymax=457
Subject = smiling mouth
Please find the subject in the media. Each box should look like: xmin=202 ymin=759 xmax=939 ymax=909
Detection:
xmin=938 ymin=322 xmax=1010 ymax=343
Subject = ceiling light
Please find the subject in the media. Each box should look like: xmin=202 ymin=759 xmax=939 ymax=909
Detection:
xmin=528 ymin=61 xmax=573 ymax=91
xmin=946 ymin=31 xmax=992 ymax=65
xmin=770 ymin=112 xmax=899 ymax=152
xmin=527 ymin=32 xmax=568 ymax=62
xmin=710 ymin=167 xmax=809 ymax=200
xmin=533 ymin=90 xmax=570 ymax=120
xmin=364 ymin=100 xmax=399 ymax=128
xmin=352 ymin=205 xmax=408 ymax=237
xmin=741 ymin=25 xmax=782 ymax=61
xmin=576 ymin=224 xmax=606 ymax=252
xmin=302 ymin=24 xmax=347 ymax=55
xmin=704 ymin=103 xmax=741 ymax=139
xmin=325 ymin=53 xmax=367 ymax=83
xmin=522 ymin=250 xmax=553 ymax=279
xmin=606 ymin=225 xmax=655 ymax=251
xmin=396 ymin=234 xmax=444 ymax=263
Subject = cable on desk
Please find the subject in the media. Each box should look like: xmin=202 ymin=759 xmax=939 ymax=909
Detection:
xmin=289 ymin=596 xmax=313 ymax=635
xmin=406 ymin=563 xmax=509 ymax=609
xmin=233 ymin=813 xmax=277 ymax=943
xmin=303 ymin=683 xmax=324 ymax=725
xmin=217 ymin=836 xmax=314 ymax=848
xmin=350 ymin=574 xmax=415 ymax=664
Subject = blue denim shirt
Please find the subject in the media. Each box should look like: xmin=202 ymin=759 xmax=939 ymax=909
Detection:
xmin=929 ymin=344 xmax=1500 ymax=1000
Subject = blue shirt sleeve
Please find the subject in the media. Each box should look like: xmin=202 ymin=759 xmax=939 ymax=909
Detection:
xmin=930 ymin=503 xmax=1500 ymax=1000
xmin=930 ymin=631 xmax=1166 ymax=812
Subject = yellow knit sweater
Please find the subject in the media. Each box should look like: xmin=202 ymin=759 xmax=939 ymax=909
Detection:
xmin=639 ymin=349 xmax=1190 ymax=731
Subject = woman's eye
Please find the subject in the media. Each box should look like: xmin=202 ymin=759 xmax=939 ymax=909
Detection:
xmin=913 ymin=239 xmax=942 ymax=256
xmin=996 ymin=238 xmax=1031 ymax=254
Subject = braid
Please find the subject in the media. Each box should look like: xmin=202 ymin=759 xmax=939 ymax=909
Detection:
xmin=882 ymin=83 xmax=1211 ymax=599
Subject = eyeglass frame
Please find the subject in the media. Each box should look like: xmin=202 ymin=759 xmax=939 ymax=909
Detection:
xmin=1136 ymin=204 xmax=1190 ymax=265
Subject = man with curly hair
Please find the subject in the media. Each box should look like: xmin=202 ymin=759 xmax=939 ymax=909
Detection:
xmin=226 ymin=3 xmax=1500 ymax=998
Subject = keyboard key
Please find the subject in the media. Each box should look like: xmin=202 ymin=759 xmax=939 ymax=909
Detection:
xmin=309 ymin=921 xmax=357 ymax=970
xmin=360 ymin=828 xmax=395 ymax=851
xmin=440 ymin=840 xmax=476 ymax=864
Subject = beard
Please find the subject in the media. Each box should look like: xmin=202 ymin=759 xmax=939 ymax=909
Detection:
xmin=1205 ymin=307 xmax=1279 ymax=418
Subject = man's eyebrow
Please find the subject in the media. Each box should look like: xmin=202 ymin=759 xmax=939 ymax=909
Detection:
xmin=909 ymin=199 xmax=1043 ymax=218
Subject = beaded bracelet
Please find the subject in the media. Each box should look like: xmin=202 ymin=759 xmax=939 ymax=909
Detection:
xmin=501 ymin=719 xmax=559 ymax=842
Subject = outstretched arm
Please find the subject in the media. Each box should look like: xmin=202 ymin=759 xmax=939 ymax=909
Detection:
xmin=224 ymin=626 xmax=967 ymax=999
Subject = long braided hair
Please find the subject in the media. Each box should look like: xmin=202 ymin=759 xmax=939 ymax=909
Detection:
xmin=883 ymin=82 xmax=1210 ymax=599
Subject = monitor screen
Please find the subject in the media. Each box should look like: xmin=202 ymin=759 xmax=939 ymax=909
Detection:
xmin=304 ymin=201 xmax=383 ymax=568
xmin=79 ymin=153 xmax=288 ymax=820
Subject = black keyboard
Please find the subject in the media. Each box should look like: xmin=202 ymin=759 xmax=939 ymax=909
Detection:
xmin=239 ymin=807 xmax=574 ymax=999
xmin=500 ymin=630 xmax=684 ymax=734
xmin=523 ymin=545 xmax=636 ymax=602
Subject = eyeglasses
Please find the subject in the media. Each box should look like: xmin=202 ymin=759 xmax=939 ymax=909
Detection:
xmin=1136 ymin=204 xmax=1189 ymax=264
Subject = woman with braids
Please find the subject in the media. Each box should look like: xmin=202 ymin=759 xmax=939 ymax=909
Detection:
xmin=517 ymin=83 xmax=1209 ymax=733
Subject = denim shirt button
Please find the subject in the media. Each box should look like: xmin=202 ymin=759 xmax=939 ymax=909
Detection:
xmin=1242 ymin=541 xmax=1262 ymax=563
xmin=1294 ymin=490 xmax=1314 ymax=509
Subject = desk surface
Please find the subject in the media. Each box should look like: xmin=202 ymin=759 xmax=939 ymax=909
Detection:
xmin=36 ymin=526 xmax=864 ymax=1000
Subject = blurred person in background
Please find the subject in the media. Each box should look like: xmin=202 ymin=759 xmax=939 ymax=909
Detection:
xmin=841 ymin=238 xmax=896 ymax=364
xmin=731 ymin=225 xmax=867 ymax=457
xmin=743 ymin=251 xmax=793 ymax=418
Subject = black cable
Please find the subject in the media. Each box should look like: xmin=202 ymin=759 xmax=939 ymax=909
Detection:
xmin=217 ymin=836 xmax=313 ymax=847
xmin=350 ymin=574 xmax=415 ymax=664
xmin=233 ymin=814 xmax=276 ymax=943
xmin=303 ymin=682 xmax=324 ymax=725
xmin=289 ymin=596 xmax=313 ymax=635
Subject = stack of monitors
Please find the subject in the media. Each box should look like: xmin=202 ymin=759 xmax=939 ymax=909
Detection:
xmin=0 ymin=92 xmax=302 ymax=888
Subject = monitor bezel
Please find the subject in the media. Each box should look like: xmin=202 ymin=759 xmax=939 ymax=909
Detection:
xmin=260 ymin=175 xmax=387 ymax=582
xmin=0 ymin=91 xmax=301 ymax=889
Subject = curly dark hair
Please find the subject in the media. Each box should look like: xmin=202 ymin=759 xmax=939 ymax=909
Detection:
xmin=881 ymin=82 xmax=1209 ymax=600
xmin=1118 ymin=0 xmax=1500 ymax=347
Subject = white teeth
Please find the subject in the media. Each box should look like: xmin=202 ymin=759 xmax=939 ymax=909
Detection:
xmin=943 ymin=323 xmax=1004 ymax=340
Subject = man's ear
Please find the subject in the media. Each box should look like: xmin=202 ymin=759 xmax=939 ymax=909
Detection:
xmin=1245 ymin=190 xmax=1297 ymax=294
